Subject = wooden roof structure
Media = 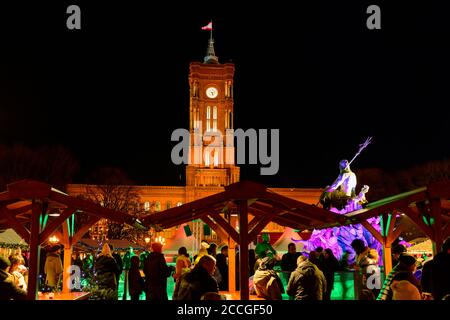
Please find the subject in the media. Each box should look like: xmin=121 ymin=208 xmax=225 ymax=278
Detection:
xmin=343 ymin=180 xmax=450 ymax=260
xmin=142 ymin=179 xmax=450 ymax=300
xmin=142 ymin=180 xmax=347 ymax=300
xmin=143 ymin=180 xmax=345 ymax=242
xmin=0 ymin=180 xmax=142 ymax=300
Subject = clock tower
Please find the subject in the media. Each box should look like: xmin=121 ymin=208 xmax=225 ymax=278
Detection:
xmin=186 ymin=38 xmax=240 ymax=187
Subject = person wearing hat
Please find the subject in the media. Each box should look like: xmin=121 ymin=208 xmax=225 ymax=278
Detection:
xmin=143 ymin=242 xmax=173 ymax=300
xmin=391 ymin=244 xmax=407 ymax=267
xmin=421 ymin=237 xmax=450 ymax=300
xmin=377 ymin=253 xmax=419 ymax=300
xmin=44 ymin=245 xmax=63 ymax=291
xmin=0 ymin=256 xmax=27 ymax=300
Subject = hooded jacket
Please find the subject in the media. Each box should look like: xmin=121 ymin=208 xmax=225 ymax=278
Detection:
xmin=253 ymin=258 xmax=283 ymax=300
xmin=173 ymin=265 xmax=218 ymax=300
xmin=391 ymin=280 xmax=421 ymax=300
xmin=287 ymin=258 xmax=327 ymax=300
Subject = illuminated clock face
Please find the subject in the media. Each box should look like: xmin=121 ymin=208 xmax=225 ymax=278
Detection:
xmin=206 ymin=87 xmax=218 ymax=99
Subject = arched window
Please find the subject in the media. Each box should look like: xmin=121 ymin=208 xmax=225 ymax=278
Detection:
xmin=166 ymin=201 xmax=172 ymax=210
xmin=155 ymin=201 xmax=161 ymax=212
xmin=213 ymin=106 xmax=217 ymax=132
xmin=144 ymin=202 xmax=150 ymax=212
xmin=206 ymin=106 xmax=211 ymax=132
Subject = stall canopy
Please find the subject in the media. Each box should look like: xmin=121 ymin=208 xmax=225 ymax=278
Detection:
xmin=344 ymin=180 xmax=450 ymax=256
xmin=0 ymin=179 xmax=144 ymax=300
xmin=142 ymin=179 xmax=450 ymax=300
xmin=142 ymin=180 xmax=346 ymax=300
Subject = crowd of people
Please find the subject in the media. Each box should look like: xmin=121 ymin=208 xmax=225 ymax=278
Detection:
xmin=0 ymin=236 xmax=449 ymax=301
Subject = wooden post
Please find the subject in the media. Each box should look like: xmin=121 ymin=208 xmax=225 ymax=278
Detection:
xmin=383 ymin=245 xmax=392 ymax=275
xmin=228 ymin=239 xmax=236 ymax=292
xmin=62 ymin=218 xmax=72 ymax=294
xmin=27 ymin=201 xmax=42 ymax=300
xmin=238 ymin=200 xmax=249 ymax=300
xmin=63 ymin=245 xmax=72 ymax=294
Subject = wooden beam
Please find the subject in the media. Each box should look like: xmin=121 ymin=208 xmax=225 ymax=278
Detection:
xmin=8 ymin=204 xmax=32 ymax=216
xmin=361 ymin=220 xmax=384 ymax=244
xmin=248 ymin=209 xmax=280 ymax=240
xmin=40 ymin=207 xmax=76 ymax=245
xmin=247 ymin=215 xmax=262 ymax=232
xmin=238 ymin=200 xmax=249 ymax=300
xmin=403 ymin=207 xmax=435 ymax=241
xmin=27 ymin=201 xmax=42 ymax=300
xmin=210 ymin=212 xmax=240 ymax=244
xmin=157 ymin=204 xmax=225 ymax=229
xmin=71 ymin=216 xmax=101 ymax=245
xmin=0 ymin=207 xmax=30 ymax=242
xmin=201 ymin=215 xmax=229 ymax=241
xmin=388 ymin=224 xmax=405 ymax=245
xmin=49 ymin=190 xmax=134 ymax=225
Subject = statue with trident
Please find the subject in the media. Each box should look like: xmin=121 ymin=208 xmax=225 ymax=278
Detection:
xmin=319 ymin=137 xmax=372 ymax=211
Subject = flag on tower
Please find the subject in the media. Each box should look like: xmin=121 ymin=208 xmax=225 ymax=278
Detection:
xmin=201 ymin=21 xmax=213 ymax=30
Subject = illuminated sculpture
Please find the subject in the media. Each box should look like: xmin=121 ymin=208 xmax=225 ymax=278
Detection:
xmin=293 ymin=138 xmax=382 ymax=265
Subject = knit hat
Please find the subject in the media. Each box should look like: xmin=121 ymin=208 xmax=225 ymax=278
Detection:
xmin=398 ymin=253 xmax=416 ymax=267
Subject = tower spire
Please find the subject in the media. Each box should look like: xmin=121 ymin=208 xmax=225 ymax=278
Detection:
xmin=204 ymin=20 xmax=219 ymax=64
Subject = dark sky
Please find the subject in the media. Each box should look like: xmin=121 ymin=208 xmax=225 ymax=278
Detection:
xmin=0 ymin=1 xmax=449 ymax=188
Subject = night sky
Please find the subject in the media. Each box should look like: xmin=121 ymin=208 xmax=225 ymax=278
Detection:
xmin=0 ymin=1 xmax=449 ymax=188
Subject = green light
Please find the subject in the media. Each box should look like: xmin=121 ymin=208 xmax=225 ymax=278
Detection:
xmin=422 ymin=216 xmax=429 ymax=226
xmin=385 ymin=213 xmax=392 ymax=236
xmin=380 ymin=215 xmax=385 ymax=237
xmin=71 ymin=214 xmax=75 ymax=237
xmin=429 ymin=217 xmax=435 ymax=226
xmin=42 ymin=214 xmax=49 ymax=229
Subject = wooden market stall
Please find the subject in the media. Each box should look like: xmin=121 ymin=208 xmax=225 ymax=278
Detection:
xmin=143 ymin=179 xmax=450 ymax=300
xmin=344 ymin=180 xmax=450 ymax=274
xmin=0 ymin=180 xmax=144 ymax=300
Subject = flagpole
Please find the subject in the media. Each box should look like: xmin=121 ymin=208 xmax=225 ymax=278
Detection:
xmin=210 ymin=19 xmax=213 ymax=41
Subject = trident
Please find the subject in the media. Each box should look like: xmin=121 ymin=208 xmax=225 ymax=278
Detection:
xmin=346 ymin=136 xmax=373 ymax=169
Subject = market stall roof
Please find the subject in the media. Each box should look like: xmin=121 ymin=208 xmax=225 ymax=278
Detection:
xmin=343 ymin=180 xmax=450 ymax=250
xmin=0 ymin=179 xmax=146 ymax=300
xmin=0 ymin=179 xmax=145 ymax=244
xmin=142 ymin=180 xmax=346 ymax=240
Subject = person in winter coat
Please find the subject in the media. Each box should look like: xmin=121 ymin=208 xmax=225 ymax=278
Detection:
xmin=0 ymin=256 xmax=27 ymax=300
xmin=109 ymin=244 xmax=123 ymax=289
xmin=94 ymin=243 xmax=120 ymax=299
xmin=128 ymin=255 xmax=144 ymax=301
xmin=173 ymin=247 xmax=191 ymax=282
xmin=8 ymin=255 xmax=27 ymax=292
xmin=44 ymin=245 xmax=63 ymax=290
xmin=287 ymin=255 xmax=327 ymax=300
xmin=144 ymin=242 xmax=173 ymax=300
xmin=391 ymin=272 xmax=421 ymax=300
xmin=173 ymin=255 xmax=219 ymax=300
xmin=351 ymin=239 xmax=380 ymax=300
xmin=421 ymin=237 xmax=450 ymax=300
xmin=253 ymin=256 xmax=284 ymax=300
xmin=377 ymin=253 xmax=419 ymax=300
xmin=215 ymin=246 xmax=228 ymax=291
xmin=322 ymin=248 xmax=340 ymax=300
